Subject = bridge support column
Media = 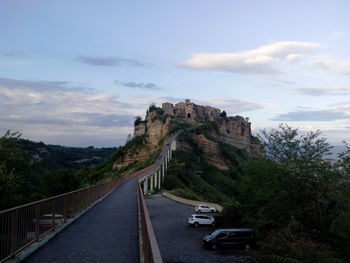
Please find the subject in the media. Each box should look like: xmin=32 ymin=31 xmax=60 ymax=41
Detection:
xmin=150 ymin=175 xmax=154 ymax=192
xmin=165 ymin=154 xmax=168 ymax=170
xmin=143 ymin=178 xmax=148 ymax=195
xmin=154 ymin=172 xmax=158 ymax=190
xmin=162 ymin=162 xmax=165 ymax=180
xmin=157 ymin=169 xmax=161 ymax=188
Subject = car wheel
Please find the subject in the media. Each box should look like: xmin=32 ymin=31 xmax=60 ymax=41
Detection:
xmin=194 ymin=222 xmax=199 ymax=227
xmin=211 ymin=243 xmax=217 ymax=250
xmin=245 ymin=244 xmax=250 ymax=250
xmin=198 ymin=210 xmax=201 ymax=213
xmin=210 ymin=209 xmax=215 ymax=212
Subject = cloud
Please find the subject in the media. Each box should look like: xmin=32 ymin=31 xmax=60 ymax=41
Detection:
xmin=296 ymin=86 xmax=349 ymax=96
xmin=0 ymin=77 xmax=268 ymax=146
xmin=0 ymin=77 xmax=139 ymax=146
xmin=3 ymin=50 xmax=29 ymax=57
xmin=311 ymin=56 xmax=350 ymax=76
xmin=330 ymin=31 xmax=346 ymax=39
xmin=272 ymin=110 xmax=349 ymax=121
xmin=77 ymin=56 xmax=152 ymax=68
xmin=0 ymin=77 xmax=89 ymax=93
xmin=178 ymin=41 xmax=321 ymax=75
xmin=192 ymin=98 xmax=266 ymax=113
xmin=116 ymin=81 xmax=163 ymax=90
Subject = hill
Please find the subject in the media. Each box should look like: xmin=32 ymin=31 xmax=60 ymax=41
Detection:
xmin=18 ymin=139 xmax=117 ymax=173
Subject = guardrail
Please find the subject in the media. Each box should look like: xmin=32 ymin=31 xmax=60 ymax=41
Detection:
xmin=137 ymin=183 xmax=163 ymax=263
xmin=137 ymin=133 xmax=178 ymax=263
xmin=0 ymin=172 xmax=135 ymax=262
xmin=0 ymin=133 xmax=178 ymax=263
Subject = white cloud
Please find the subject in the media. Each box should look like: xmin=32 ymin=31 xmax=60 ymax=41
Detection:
xmin=311 ymin=55 xmax=350 ymax=76
xmin=330 ymin=31 xmax=346 ymax=39
xmin=178 ymin=41 xmax=322 ymax=75
xmin=0 ymin=78 xmax=268 ymax=146
xmin=296 ymin=85 xmax=349 ymax=96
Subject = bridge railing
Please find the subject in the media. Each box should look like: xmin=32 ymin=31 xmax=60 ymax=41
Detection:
xmin=137 ymin=133 xmax=179 ymax=263
xmin=0 ymin=172 xmax=135 ymax=262
xmin=137 ymin=183 xmax=163 ymax=263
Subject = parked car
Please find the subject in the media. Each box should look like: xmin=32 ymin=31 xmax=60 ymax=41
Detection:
xmin=202 ymin=228 xmax=255 ymax=250
xmin=195 ymin=204 xmax=217 ymax=213
xmin=35 ymin=214 xmax=64 ymax=225
xmin=188 ymin=214 xmax=215 ymax=227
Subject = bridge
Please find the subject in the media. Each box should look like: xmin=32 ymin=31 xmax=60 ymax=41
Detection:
xmin=1 ymin=134 xmax=177 ymax=263
xmin=0 ymin=134 xmax=248 ymax=263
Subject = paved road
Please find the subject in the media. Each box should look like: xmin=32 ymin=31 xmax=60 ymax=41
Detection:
xmin=146 ymin=195 xmax=250 ymax=263
xmin=25 ymin=178 xmax=139 ymax=263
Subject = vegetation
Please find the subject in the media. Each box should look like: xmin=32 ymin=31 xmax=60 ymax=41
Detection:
xmin=163 ymin=123 xmax=350 ymax=262
xmin=163 ymin=125 xmax=249 ymax=205
xmin=0 ymin=130 xmax=119 ymax=210
xmin=134 ymin=116 xmax=142 ymax=126
xmin=220 ymin=110 xmax=227 ymax=117
xmin=18 ymin=139 xmax=117 ymax=173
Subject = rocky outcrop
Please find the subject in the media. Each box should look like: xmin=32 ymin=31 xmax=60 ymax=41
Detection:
xmin=181 ymin=134 xmax=230 ymax=170
xmin=113 ymin=99 xmax=261 ymax=170
xmin=112 ymin=111 xmax=170 ymax=169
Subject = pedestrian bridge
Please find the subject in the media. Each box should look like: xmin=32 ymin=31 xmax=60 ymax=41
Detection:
xmin=0 ymin=135 xmax=178 ymax=263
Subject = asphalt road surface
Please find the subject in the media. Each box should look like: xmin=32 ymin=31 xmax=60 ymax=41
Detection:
xmin=146 ymin=195 xmax=251 ymax=263
xmin=25 ymin=178 xmax=139 ymax=263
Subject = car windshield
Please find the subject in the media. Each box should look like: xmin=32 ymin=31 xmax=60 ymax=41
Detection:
xmin=209 ymin=230 xmax=222 ymax=237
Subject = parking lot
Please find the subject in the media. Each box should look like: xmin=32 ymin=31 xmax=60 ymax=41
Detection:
xmin=146 ymin=195 xmax=252 ymax=263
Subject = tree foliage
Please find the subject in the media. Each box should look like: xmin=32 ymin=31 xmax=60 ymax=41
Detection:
xmin=232 ymin=124 xmax=350 ymax=261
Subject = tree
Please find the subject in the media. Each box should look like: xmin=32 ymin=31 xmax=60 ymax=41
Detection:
xmin=240 ymin=124 xmax=341 ymax=234
xmin=338 ymin=141 xmax=350 ymax=175
xmin=259 ymin=124 xmax=332 ymax=175
xmin=233 ymin=125 xmax=350 ymax=260
xmin=220 ymin=111 xmax=227 ymax=117
xmin=134 ymin=116 xmax=142 ymax=126
xmin=0 ymin=130 xmax=37 ymax=209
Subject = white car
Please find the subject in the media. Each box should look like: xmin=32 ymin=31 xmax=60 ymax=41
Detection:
xmin=195 ymin=204 xmax=217 ymax=213
xmin=188 ymin=214 xmax=215 ymax=227
xmin=35 ymin=214 xmax=64 ymax=225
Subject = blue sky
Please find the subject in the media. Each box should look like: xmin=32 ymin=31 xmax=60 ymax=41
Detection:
xmin=1 ymin=0 xmax=350 ymax=147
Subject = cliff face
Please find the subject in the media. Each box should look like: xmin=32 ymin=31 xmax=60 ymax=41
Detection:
xmin=112 ymin=111 xmax=170 ymax=169
xmin=113 ymin=100 xmax=261 ymax=170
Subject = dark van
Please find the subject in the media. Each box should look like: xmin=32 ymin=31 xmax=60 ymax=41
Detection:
xmin=202 ymin=228 xmax=255 ymax=250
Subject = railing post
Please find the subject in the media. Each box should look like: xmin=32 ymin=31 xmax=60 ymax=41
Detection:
xmin=35 ymin=205 xmax=40 ymax=239
xmin=10 ymin=209 xmax=18 ymax=254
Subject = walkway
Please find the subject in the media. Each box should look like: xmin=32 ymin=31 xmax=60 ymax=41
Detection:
xmin=25 ymin=178 xmax=139 ymax=263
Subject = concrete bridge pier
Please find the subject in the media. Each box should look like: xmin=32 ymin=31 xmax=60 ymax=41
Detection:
xmin=143 ymin=178 xmax=148 ymax=194
xmin=150 ymin=175 xmax=154 ymax=192
xmin=157 ymin=169 xmax=161 ymax=188
xmin=165 ymin=154 xmax=168 ymax=170
xmin=154 ymin=172 xmax=158 ymax=190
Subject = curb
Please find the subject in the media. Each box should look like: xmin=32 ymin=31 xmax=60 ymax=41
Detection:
xmin=161 ymin=192 xmax=223 ymax=212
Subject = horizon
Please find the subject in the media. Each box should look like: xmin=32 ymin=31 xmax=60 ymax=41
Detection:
xmin=1 ymin=1 xmax=350 ymax=147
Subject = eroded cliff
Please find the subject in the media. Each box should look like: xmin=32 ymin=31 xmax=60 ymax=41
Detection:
xmin=113 ymin=100 xmax=261 ymax=170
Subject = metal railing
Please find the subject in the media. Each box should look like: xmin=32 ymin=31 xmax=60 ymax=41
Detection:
xmin=137 ymin=183 xmax=163 ymax=263
xmin=0 ymin=133 xmax=178 ymax=262
xmin=137 ymin=134 xmax=178 ymax=263
xmin=0 ymin=173 xmax=135 ymax=262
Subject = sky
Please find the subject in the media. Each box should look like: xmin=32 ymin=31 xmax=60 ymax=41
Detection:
xmin=1 ymin=0 xmax=350 ymax=147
